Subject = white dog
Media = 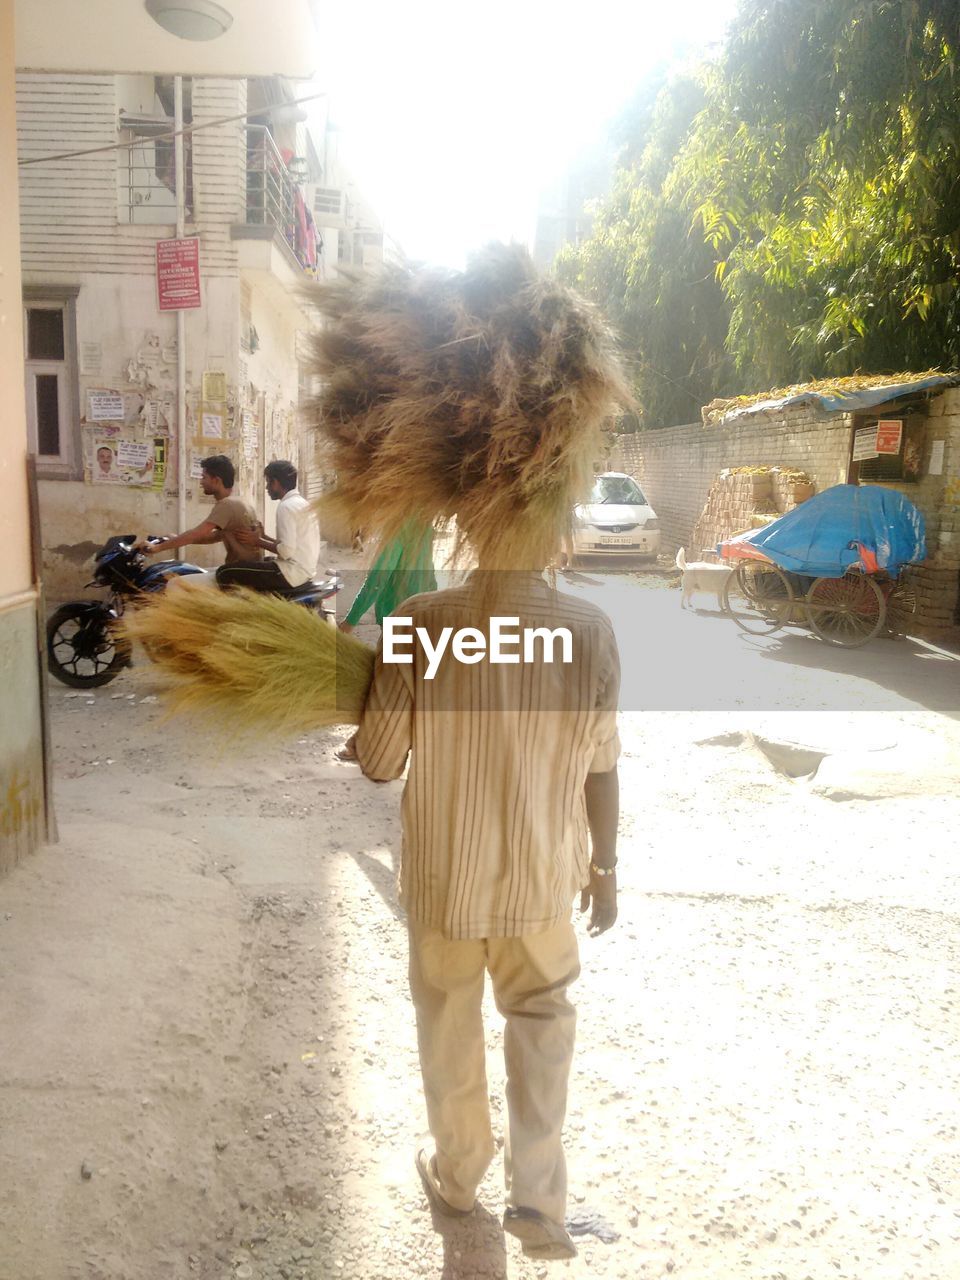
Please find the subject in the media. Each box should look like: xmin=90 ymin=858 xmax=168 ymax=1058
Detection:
xmin=675 ymin=547 xmax=733 ymax=610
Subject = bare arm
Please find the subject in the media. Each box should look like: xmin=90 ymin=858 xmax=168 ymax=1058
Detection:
xmin=580 ymin=766 xmax=619 ymax=936
xmin=144 ymin=521 xmax=223 ymax=554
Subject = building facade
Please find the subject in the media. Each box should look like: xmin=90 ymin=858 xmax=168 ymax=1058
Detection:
xmin=17 ymin=71 xmax=383 ymax=599
xmin=3 ymin=0 xmax=318 ymax=873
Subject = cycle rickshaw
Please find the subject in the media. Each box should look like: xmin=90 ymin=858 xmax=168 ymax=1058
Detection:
xmin=718 ymin=485 xmax=926 ymax=648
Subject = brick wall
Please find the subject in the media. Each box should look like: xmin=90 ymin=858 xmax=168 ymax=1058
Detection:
xmin=606 ymin=405 xmax=851 ymax=555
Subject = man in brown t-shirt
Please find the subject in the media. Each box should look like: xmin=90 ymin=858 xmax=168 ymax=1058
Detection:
xmin=141 ymin=453 xmax=262 ymax=566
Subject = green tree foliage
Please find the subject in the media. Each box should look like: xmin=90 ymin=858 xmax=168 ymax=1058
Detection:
xmin=558 ymin=73 xmax=735 ymax=427
xmin=561 ymin=0 xmax=960 ymax=427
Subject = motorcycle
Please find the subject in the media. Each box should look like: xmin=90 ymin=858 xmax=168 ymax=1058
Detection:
xmin=46 ymin=534 xmax=342 ymax=689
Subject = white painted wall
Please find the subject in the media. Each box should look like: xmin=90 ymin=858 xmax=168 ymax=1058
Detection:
xmin=4 ymin=0 xmax=318 ymax=869
xmin=38 ymin=273 xmax=247 ymax=598
xmin=1 ymin=0 xmax=45 ymax=869
xmin=0 ymin=22 xmax=32 ymax=600
xmin=15 ymin=0 xmax=316 ymax=78
xmin=20 ymin=72 xmax=319 ymax=598
xmin=18 ymin=76 xmax=246 ymax=279
xmin=238 ymin=276 xmax=306 ymax=534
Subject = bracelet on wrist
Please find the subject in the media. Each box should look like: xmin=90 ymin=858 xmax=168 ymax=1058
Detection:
xmin=590 ymin=860 xmax=617 ymax=878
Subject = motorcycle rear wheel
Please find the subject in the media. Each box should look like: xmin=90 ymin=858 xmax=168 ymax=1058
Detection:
xmin=46 ymin=604 xmax=130 ymax=688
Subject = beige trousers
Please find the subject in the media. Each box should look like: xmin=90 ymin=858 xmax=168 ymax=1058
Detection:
xmin=408 ymin=920 xmax=580 ymax=1223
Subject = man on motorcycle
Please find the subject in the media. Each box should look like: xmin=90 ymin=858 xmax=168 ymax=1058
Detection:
xmin=215 ymin=460 xmax=320 ymax=594
xmin=140 ymin=454 xmax=261 ymax=565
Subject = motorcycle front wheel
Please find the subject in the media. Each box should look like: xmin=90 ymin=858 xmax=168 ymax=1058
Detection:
xmin=46 ymin=604 xmax=130 ymax=688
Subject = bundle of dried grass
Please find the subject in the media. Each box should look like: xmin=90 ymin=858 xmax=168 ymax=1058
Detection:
xmin=122 ymin=582 xmax=375 ymax=739
xmin=702 ymin=368 xmax=953 ymax=425
xmin=306 ymin=242 xmax=632 ymax=576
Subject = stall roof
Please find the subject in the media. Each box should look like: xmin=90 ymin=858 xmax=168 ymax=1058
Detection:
xmin=703 ymin=371 xmax=960 ymax=426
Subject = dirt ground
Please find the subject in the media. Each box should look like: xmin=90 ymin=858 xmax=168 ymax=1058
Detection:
xmin=2 ymin=572 xmax=960 ymax=1280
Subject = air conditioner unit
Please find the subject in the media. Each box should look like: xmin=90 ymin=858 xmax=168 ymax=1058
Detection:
xmin=308 ymin=185 xmax=344 ymax=221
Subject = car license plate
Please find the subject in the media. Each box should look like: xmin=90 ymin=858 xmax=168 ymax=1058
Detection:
xmin=600 ymin=536 xmax=633 ymax=545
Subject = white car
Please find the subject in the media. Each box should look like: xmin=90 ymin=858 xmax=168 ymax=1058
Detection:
xmin=568 ymin=472 xmax=661 ymax=563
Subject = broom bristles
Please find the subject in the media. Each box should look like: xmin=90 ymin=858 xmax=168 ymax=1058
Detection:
xmin=304 ymin=243 xmax=633 ymax=578
xmin=123 ymin=582 xmax=376 ymax=740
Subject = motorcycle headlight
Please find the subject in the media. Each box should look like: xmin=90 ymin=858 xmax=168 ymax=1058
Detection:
xmin=644 ymin=518 xmax=660 ymax=530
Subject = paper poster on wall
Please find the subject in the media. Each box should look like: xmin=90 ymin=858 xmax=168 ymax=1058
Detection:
xmin=117 ymin=440 xmax=152 ymax=469
xmin=190 ymin=456 xmax=204 ymax=480
xmin=91 ymin=438 xmax=122 ymax=483
xmin=201 ymin=412 xmax=224 ymax=439
xmin=875 ymin=419 xmax=903 ymax=455
xmin=151 ymin=436 xmax=167 ymax=491
xmin=79 ymin=342 xmax=102 ymax=376
xmin=202 ymin=371 xmax=227 ymax=402
xmin=90 ymin=435 xmax=157 ymax=486
xmin=88 ymin=390 xmax=125 ymax=421
xmin=929 ymin=439 xmax=945 ymax=476
xmin=852 ymin=425 xmax=878 ymax=462
xmin=142 ymin=399 xmax=161 ymax=432
xmin=241 ymin=409 xmax=257 ymax=459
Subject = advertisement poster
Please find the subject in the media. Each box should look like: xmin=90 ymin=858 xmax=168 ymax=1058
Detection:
xmin=79 ymin=342 xmax=102 ymax=376
xmin=117 ymin=440 xmax=151 ymax=469
xmin=852 ymin=425 xmax=878 ymax=462
xmin=242 ymin=409 xmax=258 ymax=459
xmin=88 ymin=390 xmax=125 ymax=421
xmin=876 ymin=419 xmax=903 ymax=455
xmin=91 ymin=434 xmax=166 ymax=488
xmin=200 ymin=411 xmax=224 ymax=439
xmin=156 ymin=237 xmax=202 ymax=311
xmin=202 ymin=371 xmax=227 ymax=402
xmin=151 ymin=436 xmax=167 ymax=492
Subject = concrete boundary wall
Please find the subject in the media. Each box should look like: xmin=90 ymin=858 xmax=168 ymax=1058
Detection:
xmin=605 ymin=389 xmax=960 ymax=633
xmin=607 ymin=388 xmax=960 ymax=565
xmin=607 ymin=406 xmax=852 ymax=555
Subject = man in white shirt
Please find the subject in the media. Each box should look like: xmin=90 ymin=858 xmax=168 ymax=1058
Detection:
xmin=216 ymin=460 xmax=320 ymax=593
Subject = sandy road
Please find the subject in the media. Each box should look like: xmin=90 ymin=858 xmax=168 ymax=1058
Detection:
xmin=2 ymin=573 xmax=960 ymax=1280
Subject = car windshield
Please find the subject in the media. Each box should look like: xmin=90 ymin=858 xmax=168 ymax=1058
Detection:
xmin=590 ymin=476 xmax=645 ymax=505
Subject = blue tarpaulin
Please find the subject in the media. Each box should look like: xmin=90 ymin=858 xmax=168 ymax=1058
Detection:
xmin=718 ymin=485 xmax=926 ymax=578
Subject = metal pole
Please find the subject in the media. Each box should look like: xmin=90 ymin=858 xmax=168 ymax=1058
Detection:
xmin=174 ymin=75 xmax=187 ymax=534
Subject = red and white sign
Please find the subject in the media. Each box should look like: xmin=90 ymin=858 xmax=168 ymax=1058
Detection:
xmin=156 ymin=237 xmax=202 ymax=311
xmin=876 ymin=419 xmax=903 ymax=455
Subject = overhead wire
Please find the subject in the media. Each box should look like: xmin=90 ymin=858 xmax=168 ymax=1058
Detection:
xmin=18 ymin=89 xmax=328 ymax=167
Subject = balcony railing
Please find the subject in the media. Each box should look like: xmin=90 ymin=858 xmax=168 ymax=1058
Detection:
xmin=243 ymin=124 xmax=318 ymax=275
xmin=119 ymin=122 xmax=194 ymax=225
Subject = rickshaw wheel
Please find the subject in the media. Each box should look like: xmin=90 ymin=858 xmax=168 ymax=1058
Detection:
xmin=723 ymin=562 xmax=794 ymax=634
xmin=804 ymin=574 xmax=885 ymax=647
xmin=885 ymin=581 xmax=917 ymax=636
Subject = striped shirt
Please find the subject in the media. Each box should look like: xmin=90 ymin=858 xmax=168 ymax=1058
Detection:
xmin=354 ymin=572 xmax=621 ymax=940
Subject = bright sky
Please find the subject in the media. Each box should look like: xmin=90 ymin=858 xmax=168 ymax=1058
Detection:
xmin=313 ymin=0 xmax=738 ymax=268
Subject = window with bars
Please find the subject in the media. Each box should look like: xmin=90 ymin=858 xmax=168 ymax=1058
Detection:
xmin=118 ymin=76 xmax=193 ymax=225
xmin=853 ymin=413 xmax=926 ymax=483
xmin=23 ymin=292 xmax=80 ymax=475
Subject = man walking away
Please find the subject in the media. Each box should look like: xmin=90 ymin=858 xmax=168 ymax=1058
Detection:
xmin=354 ymin=565 xmax=620 ymax=1262
xmin=142 ymin=454 xmax=260 ymax=566
xmin=217 ymin=460 xmax=320 ymax=594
